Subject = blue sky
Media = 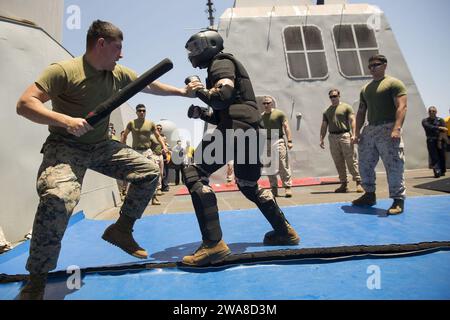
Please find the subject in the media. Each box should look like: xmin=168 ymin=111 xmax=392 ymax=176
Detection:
xmin=63 ymin=0 xmax=450 ymax=142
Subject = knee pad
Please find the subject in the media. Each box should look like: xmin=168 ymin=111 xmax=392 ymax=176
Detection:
xmin=183 ymin=165 xmax=202 ymax=190
xmin=238 ymin=183 xmax=274 ymax=205
xmin=193 ymin=184 xmax=217 ymax=214
xmin=183 ymin=166 xmax=221 ymax=241
xmin=183 ymin=165 xmax=218 ymax=214
xmin=183 ymin=165 xmax=211 ymax=192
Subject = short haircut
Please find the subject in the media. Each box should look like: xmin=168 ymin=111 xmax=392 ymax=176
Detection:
xmin=368 ymin=54 xmax=387 ymax=64
xmin=328 ymin=89 xmax=340 ymax=96
xmin=86 ymin=20 xmax=123 ymax=51
xmin=428 ymin=106 xmax=437 ymax=112
xmin=136 ymin=104 xmax=146 ymax=111
xmin=262 ymin=95 xmax=277 ymax=108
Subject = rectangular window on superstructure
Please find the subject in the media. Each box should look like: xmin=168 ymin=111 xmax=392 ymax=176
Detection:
xmin=283 ymin=25 xmax=328 ymax=81
xmin=333 ymin=24 xmax=379 ymax=77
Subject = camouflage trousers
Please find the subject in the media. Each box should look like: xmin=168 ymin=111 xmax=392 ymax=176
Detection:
xmin=328 ymin=132 xmax=361 ymax=184
xmin=358 ymin=123 xmax=406 ymax=199
xmin=267 ymin=140 xmax=292 ymax=188
xmin=26 ymin=137 xmax=159 ymax=274
xmin=121 ymin=149 xmax=163 ymax=193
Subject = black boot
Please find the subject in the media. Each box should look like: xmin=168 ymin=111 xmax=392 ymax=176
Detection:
xmin=352 ymin=192 xmax=376 ymax=206
xmin=334 ymin=183 xmax=349 ymax=193
xmin=388 ymin=199 xmax=404 ymax=215
xmin=433 ymin=168 xmax=441 ymax=178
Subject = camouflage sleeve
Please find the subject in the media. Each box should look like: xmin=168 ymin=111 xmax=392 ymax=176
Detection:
xmin=35 ymin=63 xmax=68 ymax=98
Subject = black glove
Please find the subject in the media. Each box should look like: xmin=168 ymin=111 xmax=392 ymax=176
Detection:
xmin=185 ymin=75 xmax=201 ymax=85
xmin=185 ymin=75 xmax=210 ymax=99
xmin=187 ymin=104 xmax=208 ymax=119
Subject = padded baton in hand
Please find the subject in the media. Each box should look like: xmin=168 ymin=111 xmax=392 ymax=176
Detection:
xmin=85 ymin=58 xmax=173 ymax=126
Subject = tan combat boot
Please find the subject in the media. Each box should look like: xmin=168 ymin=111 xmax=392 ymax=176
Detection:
xmin=102 ymin=216 xmax=148 ymax=259
xmin=182 ymin=240 xmax=231 ymax=267
xmin=152 ymin=195 xmax=161 ymax=205
xmin=356 ymin=181 xmax=364 ymax=193
xmin=285 ymin=187 xmax=293 ymax=198
xmin=263 ymin=222 xmax=300 ymax=246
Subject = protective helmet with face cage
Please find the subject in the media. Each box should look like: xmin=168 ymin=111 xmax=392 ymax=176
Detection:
xmin=185 ymin=30 xmax=224 ymax=69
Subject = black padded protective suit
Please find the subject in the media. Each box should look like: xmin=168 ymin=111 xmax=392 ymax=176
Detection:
xmin=183 ymin=53 xmax=290 ymax=242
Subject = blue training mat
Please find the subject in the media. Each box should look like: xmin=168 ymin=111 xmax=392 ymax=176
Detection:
xmin=1 ymin=195 xmax=449 ymax=300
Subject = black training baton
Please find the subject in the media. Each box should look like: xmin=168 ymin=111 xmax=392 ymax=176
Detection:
xmin=85 ymin=58 xmax=174 ymax=126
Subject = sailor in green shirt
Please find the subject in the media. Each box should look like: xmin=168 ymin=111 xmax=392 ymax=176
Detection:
xmin=352 ymin=54 xmax=408 ymax=215
xmin=261 ymin=96 xmax=293 ymax=198
xmin=16 ymin=20 xmax=196 ymax=299
xmin=121 ymin=104 xmax=167 ymax=205
xmin=320 ymin=89 xmax=362 ymax=193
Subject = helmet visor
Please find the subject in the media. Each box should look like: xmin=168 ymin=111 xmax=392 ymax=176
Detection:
xmin=186 ymin=38 xmax=207 ymax=57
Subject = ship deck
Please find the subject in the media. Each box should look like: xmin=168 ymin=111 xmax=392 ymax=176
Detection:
xmin=1 ymin=169 xmax=449 ymax=300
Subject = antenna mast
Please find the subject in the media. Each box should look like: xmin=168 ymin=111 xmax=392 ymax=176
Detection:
xmin=206 ymin=0 xmax=216 ymax=29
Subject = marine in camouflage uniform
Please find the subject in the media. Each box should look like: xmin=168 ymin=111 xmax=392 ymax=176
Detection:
xmin=353 ymin=54 xmax=408 ymax=215
xmin=16 ymin=20 xmax=192 ymax=299
xmin=358 ymin=123 xmax=406 ymax=197
xmin=28 ymin=135 xmax=160 ymax=274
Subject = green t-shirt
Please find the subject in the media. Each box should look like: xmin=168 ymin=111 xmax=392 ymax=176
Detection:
xmin=126 ymin=119 xmax=156 ymax=150
xmin=36 ymin=55 xmax=137 ymax=144
xmin=360 ymin=75 xmax=407 ymax=125
xmin=150 ymin=134 xmax=163 ymax=155
xmin=323 ymin=103 xmax=354 ymax=133
xmin=261 ymin=109 xmax=287 ymax=139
